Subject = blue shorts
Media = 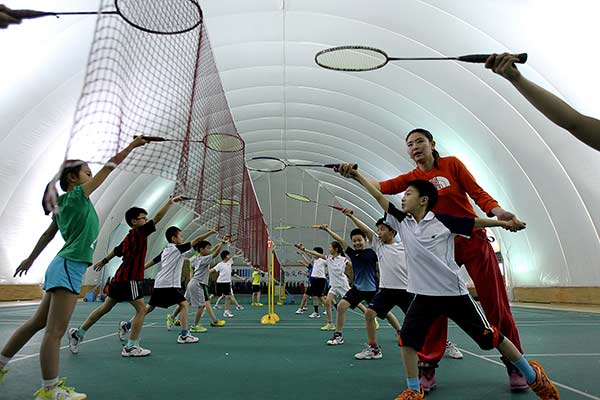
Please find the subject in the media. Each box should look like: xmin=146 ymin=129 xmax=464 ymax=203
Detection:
xmin=43 ymin=256 xmax=88 ymax=295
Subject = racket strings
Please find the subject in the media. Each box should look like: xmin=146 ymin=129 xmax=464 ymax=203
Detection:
xmin=286 ymin=193 xmax=312 ymax=202
xmin=204 ymin=133 xmax=245 ymax=153
xmin=117 ymin=0 xmax=202 ymax=35
xmin=316 ymin=46 xmax=387 ymax=71
xmin=246 ymin=157 xmax=287 ymax=172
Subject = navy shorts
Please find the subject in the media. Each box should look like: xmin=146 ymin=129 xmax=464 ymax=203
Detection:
xmin=342 ymin=286 xmax=377 ymax=309
xmin=368 ymin=288 xmax=414 ymax=319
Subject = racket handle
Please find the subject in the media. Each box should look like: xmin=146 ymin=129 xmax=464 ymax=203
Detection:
xmin=7 ymin=10 xmax=111 ymax=19
xmin=325 ymin=163 xmax=359 ymax=170
xmin=330 ymin=205 xmax=345 ymax=211
xmin=133 ymin=135 xmax=167 ymax=142
xmin=457 ymin=53 xmax=527 ymax=64
xmin=179 ymin=196 xmax=194 ymax=201
xmin=7 ymin=9 xmax=57 ymax=19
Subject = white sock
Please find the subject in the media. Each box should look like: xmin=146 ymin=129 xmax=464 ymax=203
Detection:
xmin=42 ymin=377 xmax=59 ymax=391
xmin=0 ymin=353 xmax=11 ymax=368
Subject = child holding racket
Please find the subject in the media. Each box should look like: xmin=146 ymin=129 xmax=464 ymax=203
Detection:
xmin=344 ymin=169 xmax=559 ymax=400
xmin=341 ymin=208 xmax=406 ymax=360
xmin=0 ymin=136 xmax=149 ymax=400
xmin=144 ymin=226 xmax=219 ymax=344
xmin=315 ymin=224 xmax=381 ymax=345
xmin=67 ymin=195 xmax=183 ymax=357
xmin=174 ymin=239 xmax=229 ymax=332
xmin=295 ymin=241 xmax=364 ymax=339
xmin=209 ymin=250 xmax=245 ymax=318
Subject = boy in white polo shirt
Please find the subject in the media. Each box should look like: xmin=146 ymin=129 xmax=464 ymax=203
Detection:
xmin=210 ymin=250 xmax=243 ymax=318
xmin=342 ymin=208 xmax=407 ymax=360
xmin=144 ymin=226 xmax=219 ymax=344
xmin=346 ymin=171 xmax=559 ymax=400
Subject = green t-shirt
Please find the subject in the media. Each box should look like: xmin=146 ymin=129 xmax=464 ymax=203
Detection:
xmin=55 ymin=185 xmax=100 ymax=264
xmin=252 ymin=271 xmax=261 ymax=285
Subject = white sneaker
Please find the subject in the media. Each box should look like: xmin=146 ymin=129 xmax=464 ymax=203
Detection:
xmin=121 ymin=344 xmax=151 ymax=357
xmin=177 ymin=334 xmax=199 ymax=344
xmin=34 ymin=379 xmax=86 ymax=400
xmin=235 ymin=305 xmax=245 ymax=310
xmin=223 ymin=311 xmax=234 ymax=318
xmin=118 ymin=321 xmax=130 ymax=341
xmin=354 ymin=344 xmax=383 ymax=360
xmin=295 ymin=308 xmax=305 ymax=314
xmin=326 ymin=334 xmax=344 ymax=346
xmin=308 ymin=312 xmax=320 ymax=318
xmin=445 ymin=341 xmax=464 ymax=359
xmin=67 ymin=328 xmax=82 ymax=354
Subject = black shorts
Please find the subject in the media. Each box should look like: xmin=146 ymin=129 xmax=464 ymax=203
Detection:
xmin=399 ymin=294 xmax=503 ymax=351
xmin=306 ymin=278 xmax=326 ymax=297
xmin=149 ymin=288 xmax=186 ymax=309
xmin=252 ymin=284 xmax=261 ymax=293
xmin=343 ymin=286 xmax=377 ymax=309
xmin=108 ymin=281 xmax=144 ymax=303
xmin=216 ymin=282 xmax=232 ymax=296
xmin=368 ymin=288 xmax=415 ymax=319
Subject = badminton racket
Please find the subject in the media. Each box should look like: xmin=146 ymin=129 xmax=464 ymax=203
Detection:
xmin=134 ymin=133 xmax=244 ymax=152
xmin=246 ymin=156 xmax=357 ymax=173
xmin=180 ymin=197 xmax=240 ymax=206
xmin=6 ymin=0 xmax=203 ymax=35
xmin=271 ymin=224 xmax=322 ymax=230
xmin=315 ymin=45 xmax=527 ymax=72
xmin=286 ymin=193 xmax=344 ymax=211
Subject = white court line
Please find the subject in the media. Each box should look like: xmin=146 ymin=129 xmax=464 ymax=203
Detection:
xmin=459 ymin=348 xmax=600 ymax=400
xmin=10 ymin=323 xmax=156 ymax=363
xmin=482 ymin=353 xmax=600 ymax=358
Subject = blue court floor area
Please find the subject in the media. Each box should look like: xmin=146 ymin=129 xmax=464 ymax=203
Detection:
xmin=1 ymin=298 xmax=599 ymax=399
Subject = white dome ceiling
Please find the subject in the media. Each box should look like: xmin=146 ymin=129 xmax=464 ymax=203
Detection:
xmin=1 ymin=0 xmax=599 ymax=289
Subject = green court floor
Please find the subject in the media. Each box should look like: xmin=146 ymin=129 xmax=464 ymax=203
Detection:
xmin=1 ymin=297 xmax=598 ymax=399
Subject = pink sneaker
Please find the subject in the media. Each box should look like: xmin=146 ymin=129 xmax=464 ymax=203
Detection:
xmin=509 ymin=370 xmax=529 ymax=392
xmin=501 ymin=356 xmax=529 ymax=392
xmin=418 ymin=366 xmax=437 ymax=392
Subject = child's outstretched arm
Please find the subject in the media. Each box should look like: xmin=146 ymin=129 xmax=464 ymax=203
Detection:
xmin=295 ymin=244 xmax=326 ymax=259
xmin=474 ymin=217 xmax=526 ymax=232
xmin=82 ymin=135 xmax=149 ymax=198
xmin=318 ymin=224 xmax=349 ymax=250
xmin=152 ymin=195 xmax=184 ymax=226
xmin=352 ymin=171 xmax=390 ymax=213
xmin=342 ymin=208 xmax=374 ymax=242
xmin=190 ymin=226 xmax=221 ymax=248
xmin=93 ymin=249 xmax=116 ymax=271
xmin=13 ymin=220 xmax=59 ymax=277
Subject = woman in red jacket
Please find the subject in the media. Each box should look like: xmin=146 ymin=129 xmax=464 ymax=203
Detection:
xmin=338 ymin=128 xmax=528 ymax=392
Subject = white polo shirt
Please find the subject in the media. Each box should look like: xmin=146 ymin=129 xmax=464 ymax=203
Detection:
xmin=311 ymin=258 xmax=327 ymax=279
xmin=154 ymin=243 xmax=194 ymax=288
xmin=326 ymin=255 xmax=349 ymax=288
xmin=371 ymin=236 xmax=408 ymax=290
xmin=214 ymin=259 xmax=234 ymax=283
xmin=385 ymin=203 xmax=474 ymax=296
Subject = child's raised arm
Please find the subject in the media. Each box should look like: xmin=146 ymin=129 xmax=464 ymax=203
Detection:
xmin=295 ymin=244 xmax=326 ymax=260
xmin=82 ymin=136 xmax=149 ymax=198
